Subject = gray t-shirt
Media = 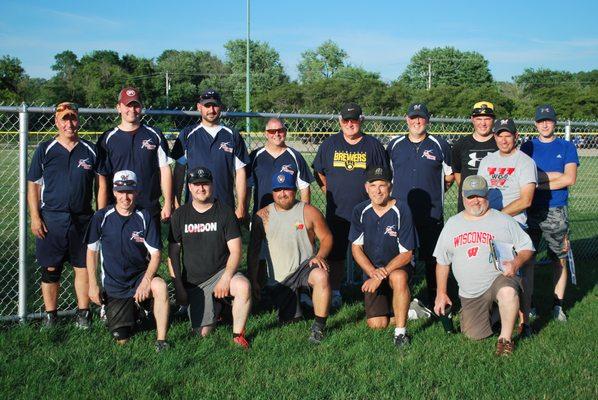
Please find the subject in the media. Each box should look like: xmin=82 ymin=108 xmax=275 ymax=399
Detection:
xmin=478 ymin=150 xmax=537 ymax=226
xmin=433 ymin=209 xmax=534 ymax=298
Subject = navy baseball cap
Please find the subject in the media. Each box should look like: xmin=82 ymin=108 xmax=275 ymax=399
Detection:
xmin=407 ymin=103 xmax=429 ymax=119
xmin=113 ymin=170 xmax=138 ymax=191
xmin=366 ymin=165 xmax=392 ymax=183
xmin=199 ymin=89 xmax=222 ymax=106
xmin=535 ymin=105 xmax=557 ymax=122
xmin=493 ymin=118 xmax=517 ymax=135
xmin=340 ymin=103 xmax=363 ymax=120
xmin=187 ymin=166 xmax=213 ymax=184
xmin=272 ymin=171 xmax=296 ymax=191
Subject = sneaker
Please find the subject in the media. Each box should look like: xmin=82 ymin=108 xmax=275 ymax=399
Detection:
xmin=495 ymin=338 xmax=515 ymax=356
xmin=518 ymin=323 xmax=533 ymax=339
xmin=330 ymin=292 xmax=343 ymax=310
xmin=75 ymin=309 xmax=92 ymax=330
xmin=528 ymin=307 xmax=538 ymax=320
xmin=40 ymin=312 xmax=57 ymax=330
xmin=99 ymin=304 xmax=107 ymax=324
xmin=408 ymin=298 xmax=432 ymax=320
xmin=154 ymin=340 xmax=170 ymax=353
xmin=393 ymin=333 xmax=411 ymax=348
xmin=300 ymin=293 xmax=314 ymax=309
xmin=174 ymin=304 xmax=189 ymax=317
xmin=308 ymin=324 xmax=325 ymax=344
xmin=552 ymin=305 xmax=567 ymax=322
xmin=233 ymin=334 xmax=250 ymax=349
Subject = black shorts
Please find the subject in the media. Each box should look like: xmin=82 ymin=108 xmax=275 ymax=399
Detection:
xmin=35 ymin=211 xmax=91 ymax=268
xmin=415 ymin=219 xmax=443 ymax=262
xmin=364 ymin=266 xmax=413 ymax=318
xmin=327 ymin=216 xmax=351 ymax=261
xmin=105 ymin=294 xmax=152 ymax=332
xmin=262 ymin=259 xmax=317 ymax=322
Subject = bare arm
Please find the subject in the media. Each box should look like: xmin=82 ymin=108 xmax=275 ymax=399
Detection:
xmin=214 ymin=237 xmax=242 ymax=298
xmin=27 ymin=181 xmax=46 ymax=239
xmin=351 ymin=244 xmax=378 ymax=279
xmin=433 ymin=263 xmax=452 ymax=316
xmin=299 ymin=186 xmax=311 ymax=204
xmin=537 ymin=163 xmax=577 ymax=190
xmin=501 ymin=183 xmax=535 ymax=217
xmin=454 ymin=172 xmax=462 ymax=187
xmin=315 ymin=172 xmax=327 ymax=192
xmin=383 ymin=250 xmax=413 ymax=274
xmin=87 ymin=249 xmax=101 ymax=305
xmin=501 ymin=249 xmax=534 ymax=277
xmin=97 ymin=175 xmax=109 ymax=209
xmin=444 ymin=173 xmax=455 ymax=191
xmin=160 ymin=165 xmax=173 ymax=221
xmin=305 ymin=204 xmax=332 ymax=260
xmin=235 ymin=167 xmax=247 ymax=220
xmin=134 ymin=250 xmax=162 ymax=302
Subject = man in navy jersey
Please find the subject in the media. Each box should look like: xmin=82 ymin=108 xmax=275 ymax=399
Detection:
xmin=350 ymin=166 xmax=417 ymax=347
xmin=96 ymin=87 xmax=173 ymax=231
xmin=451 ymin=101 xmax=498 ymax=212
xmin=86 ymin=171 xmax=170 ymax=352
xmin=27 ymin=102 xmax=97 ymax=329
xmin=248 ymin=118 xmax=314 ymax=213
xmin=387 ymin=103 xmax=454 ymax=309
xmin=313 ymin=102 xmax=388 ymax=307
xmin=172 ymin=89 xmax=249 ymax=220
xmin=521 ymin=105 xmax=579 ymax=322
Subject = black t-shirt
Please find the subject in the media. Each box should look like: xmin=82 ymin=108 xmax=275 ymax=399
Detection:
xmin=169 ymin=200 xmax=241 ymax=285
xmin=451 ymin=134 xmax=498 ymax=211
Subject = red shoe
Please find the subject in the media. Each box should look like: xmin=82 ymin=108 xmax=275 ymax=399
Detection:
xmin=233 ymin=330 xmax=249 ymax=349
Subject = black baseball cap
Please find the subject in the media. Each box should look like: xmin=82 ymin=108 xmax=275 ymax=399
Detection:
xmin=535 ymin=105 xmax=557 ymax=122
xmin=493 ymin=118 xmax=517 ymax=135
xmin=340 ymin=103 xmax=363 ymax=120
xmin=407 ymin=103 xmax=429 ymax=119
xmin=199 ymin=89 xmax=222 ymax=106
xmin=366 ymin=165 xmax=392 ymax=183
xmin=187 ymin=166 xmax=213 ymax=184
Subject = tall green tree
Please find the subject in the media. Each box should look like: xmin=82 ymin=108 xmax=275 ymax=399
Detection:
xmin=0 ymin=55 xmax=28 ymax=103
xmin=297 ymin=40 xmax=348 ymax=84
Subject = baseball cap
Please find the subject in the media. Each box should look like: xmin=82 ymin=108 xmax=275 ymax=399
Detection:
xmin=493 ymin=118 xmax=517 ymax=135
xmin=462 ymin=175 xmax=488 ymax=198
xmin=407 ymin=103 xmax=429 ymax=119
xmin=271 ymin=171 xmax=296 ymax=191
xmin=340 ymin=102 xmax=363 ymax=120
xmin=535 ymin=104 xmax=557 ymax=122
xmin=118 ymin=87 xmax=142 ymax=106
xmin=113 ymin=170 xmax=138 ymax=191
xmin=471 ymin=101 xmax=495 ymax=117
xmin=199 ymin=89 xmax=222 ymax=106
xmin=366 ymin=165 xmax=392 ymax=183
xmin=55 ymin=102 xmax=78 ymax=119
xmin=187 ymin=166 xmax=213 ymax=184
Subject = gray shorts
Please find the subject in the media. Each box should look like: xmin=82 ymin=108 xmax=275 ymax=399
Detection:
xmin=187 ymin=269 xmax=243 ymax=329
xmin=528 ymin=206 xmax=569 ymax=260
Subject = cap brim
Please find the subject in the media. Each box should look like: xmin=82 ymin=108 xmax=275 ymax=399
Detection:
xmin=56 ymin=110 xmax=77 ymax=119
xmin=113 ymin=185 xmax=137 ymax=192
xmin=407 ymin=111 xmax=428 ymax=118
xmin=463 ymin=190 xmax=488 ymax=198
xmin=188 ymin=178 xmax=212 ymax=184
xmin=535 ymin=117 xmax=556 ymax=122
xmin=121 ymin=99 xmax=142 ymax=106
xmin=472 ymin=111 xmax=495 ymax=117
xmin=272 ymin=185 xmax=296 ymax=190
xmin=341 ymin=113 xmax=361 ymax=120
xmin=200 ymin=98 xmax=222 ymax=106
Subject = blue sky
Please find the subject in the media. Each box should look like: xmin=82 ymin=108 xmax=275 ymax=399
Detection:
xmin=1 ymin=0 xmax=597 ymax=82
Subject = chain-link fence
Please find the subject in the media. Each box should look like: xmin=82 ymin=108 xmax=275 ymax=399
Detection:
xmin=1 ymin=104 xmax=597 ymax=321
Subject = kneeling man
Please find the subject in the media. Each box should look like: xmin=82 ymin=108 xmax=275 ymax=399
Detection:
xmin=433 ymin=175 xmax=534 ymax=356
xmin=86 ymin=171 xmax=170 ymax=351
xmin=349 ymin=166 xmax=417 ymax=347
xmin=248 ymin=171 xmax=333 ymax=343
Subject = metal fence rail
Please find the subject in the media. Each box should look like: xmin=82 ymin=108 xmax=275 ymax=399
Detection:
xmin=1 ymin=104 xmax=596 ymax=322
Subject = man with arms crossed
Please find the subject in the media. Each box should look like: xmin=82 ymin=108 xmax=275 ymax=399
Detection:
xmin=521 ymin=105 xmax=579 ymax=321
xmin=434 ymin=175 xmax=534 ymax=356
xmin=248 ymin=171 xmax=332 ymax=343
xmin=478 ymin=118 xmax=537 ymax=337
xmin=169 ymin=166 xmax=251 ymax=348
xmin=86 ymin=171 xmax=170 ymax=351
xmin=28 ymin=102 xmax=97 ymax=329
xmin=350 ymin=166 xmax=417 ymax=347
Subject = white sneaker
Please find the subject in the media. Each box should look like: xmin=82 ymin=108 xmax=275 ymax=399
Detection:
xmin=552 ymin=305 xmax=567 ymax=322
xmin=408 ymin=298 xmax=432 ymax=320
xmin=100 ymin=304 xmax=107 ymax=324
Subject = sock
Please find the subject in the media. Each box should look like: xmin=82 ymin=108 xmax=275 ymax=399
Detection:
xmin=394 ymin=327 xmax=406 ymax=337
xmin=553 ymin=297 xmax=563 ymax=307
xmin=314 ymin=315 xmax=327 ymax=329
xmin=78 ymin=308 xmax=90 ymax=313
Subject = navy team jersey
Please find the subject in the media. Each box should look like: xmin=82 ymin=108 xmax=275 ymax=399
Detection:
xmin=96 ymin=124 xmax=171 ymax=215
xmin=171 ymin=124 xmax=249 ymax=209
xmin=86 ymin=206 xmax=161 ymax=299
xmin=248 ymin=146 xmax=315 ymax=213
xmin=313 ymin=132 xmax=388 ymax=221
xmin=349 ymin=199 xmax=416 ymax=269
xmin=27 ymin=138 xmax=98 ymax=214
xmin=387 ymin=134 xmax=452 ymax=222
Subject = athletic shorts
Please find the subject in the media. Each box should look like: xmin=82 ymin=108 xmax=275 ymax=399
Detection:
xmin=35 ymin=211 xmax=91 ymax=269
xmin=186 ymin=269 xmax=243 ymax=329
xmin=459 ymin=275 xmax=521 ymax=340
xmin=262 ymin=259 xmax=317 ymax=322
xmin=105 ymin=294 xmax=152 ymax=333
xmin=415 ymin=219 xmax=443 ymax=262
xmin=327 ymin=216 xmax=351 ymax=261
xmin=364 ymin=266 xmax=413 ymax=318
xmin=528 ymin=206 xmax=569 ymax=260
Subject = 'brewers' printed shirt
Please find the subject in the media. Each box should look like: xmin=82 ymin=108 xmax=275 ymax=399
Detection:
xmin=171 ymin=123 xmax=249 ymax=209
xmin=86 ymin=206 xmax=161 ymax=298
xmin=27 ymin=138 xmax=98 ymax=214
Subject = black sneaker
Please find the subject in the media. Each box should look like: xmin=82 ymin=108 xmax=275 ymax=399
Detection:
xmin=75 ymin=309 xmax=92 ymax=330
xmin=155 ymin=340 xmax=170 ymax=353
xmin=308 ymin=324 xmax=325 ymax=344
xmin=40 ymin=312 xmax=57 ymax=330
xmin=518 ymin=323 xmax=533 ymax=339
xmin=393 ymin=333 xmax=411 ymax=348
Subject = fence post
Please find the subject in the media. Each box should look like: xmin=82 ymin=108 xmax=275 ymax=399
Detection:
xmin=565 ymin=120 xmax=571 ymax=141
xmin=18 ymin=103 xmax=29 ymax=323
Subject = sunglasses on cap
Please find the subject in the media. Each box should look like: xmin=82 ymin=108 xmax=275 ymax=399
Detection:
xmin=188 ymin=170 xmax=212 ymax=181
xmin=113 ymin=180 xmax=136 ymax=187
xmin=56 ymin=103 xmax=79 ymax=112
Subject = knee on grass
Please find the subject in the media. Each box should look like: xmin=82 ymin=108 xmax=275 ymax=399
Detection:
xmin=367 ymin=317 xmax=389 ymax=330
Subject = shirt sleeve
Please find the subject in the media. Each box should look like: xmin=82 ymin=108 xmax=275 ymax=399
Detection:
xmin=143 ymin=210 xmax=161 ymax=254
xmin=234 ymin=131 xmax=250 ymax=170
xmin=397 ymin=201 xmax=416 ymax=252
xmin=520 ymin=156 xmax=538 ymax=185
xmin=294 ymin=150 xmax=315 ymax=189
xmin=85 ymin=211 xmax=103 ymax=251
xmin=451 ymin=138 xmax=462 ymax=174
xmin=155 ymin=128 xmax=172 ymax=167
xmin=224 ymin=206 xmax=242 ymax=241
xmin=371 ymin=137 xmax=390 ymax=169
xmin=441 ymin=138 xmax=453 ymax=175
xmin=432 ymin=220 xmax=453 ymax=265
xmin=96 ymin=132 xmax=112 ymax=176
xmin=27 ymin=144 xmax=44 ymax=183
xmin=564 ymin=141 xmax=580 ymax=166
xmin=348 ymin=203 xmax=365 ymax=245
xmin=312 ymin=140 xmax=326 ymax=174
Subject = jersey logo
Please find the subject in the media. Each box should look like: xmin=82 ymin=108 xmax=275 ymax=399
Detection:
xmin=141 ymin=139 xmax=156 ymax=150
xmin=77 ymin=158 xmax=92 ymax=170
xmin=384 ymin=225 xmax=397 ymax=237
xmin=130 ymin=230 xmax=145 ymax=243
xmin=467 ymin=246 xmax=479 ymax=258
xmin=219 ymin=142 xmax=233 ymax=153
xmin=487 ymin=167 xmax=515 ymax=187
xmin=422 ymin=149 xmax=436 ymax=160
xmin=467 ymin=152 xmax=484 ymax=167
xmin=280 ymin=164 xmax=296 ymax=174
xmin=556 ymin=154 xmax=562 ymax=159
xmin=295 ymin=221 xmax=305 ymax=230
xmin=184 ymin=222 xmax=218 ymax=233
xmin=332 ymin=151 xmax=367 ymax=171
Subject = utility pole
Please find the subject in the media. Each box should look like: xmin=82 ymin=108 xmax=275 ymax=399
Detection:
xmin=165 ymin=71 xmax=171 ymax=108
xmin=427 ymin=59 xmax=432 ymax=91
xmin=245 ymin=0 xmax=251 ymax=136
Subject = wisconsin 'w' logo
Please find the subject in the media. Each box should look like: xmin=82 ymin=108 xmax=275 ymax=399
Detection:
xmin=467 ymin=246 xmax=479 ymax=258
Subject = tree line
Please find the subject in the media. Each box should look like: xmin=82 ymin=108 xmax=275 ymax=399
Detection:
xmin=1 ymin=40 xmax=596 ymax=120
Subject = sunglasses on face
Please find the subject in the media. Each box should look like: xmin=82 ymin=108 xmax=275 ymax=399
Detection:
xmin=266 ymin=128 xmax=286 ymax=135
xmin=56 ymin=103 xmax=78 ymax=112
xmin=114 ymin=180 xmax=136 ymax=187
